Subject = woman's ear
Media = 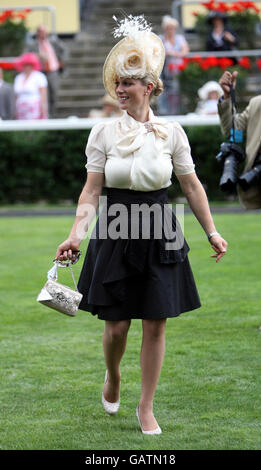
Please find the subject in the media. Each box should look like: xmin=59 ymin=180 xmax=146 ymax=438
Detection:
xmin=147 ymin=82 xmax=155 ymax=96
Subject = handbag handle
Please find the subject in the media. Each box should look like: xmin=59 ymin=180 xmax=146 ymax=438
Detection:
xmin=53 ymin=250 xmax=81 ymax=267
xmin=48 ymin=250 xmax=82 ymax=291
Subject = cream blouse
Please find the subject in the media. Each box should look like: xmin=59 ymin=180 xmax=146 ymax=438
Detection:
xmin=85 ymin=108 xmax=195 ymax=191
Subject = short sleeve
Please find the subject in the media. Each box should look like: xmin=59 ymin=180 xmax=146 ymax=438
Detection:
xmin=85 ymin=122 xmax=106 ymax=173
xmin=36 ymin=71 xmax=48 ymax=87
xmin=171 ymin=122 xmax=195 ymax=175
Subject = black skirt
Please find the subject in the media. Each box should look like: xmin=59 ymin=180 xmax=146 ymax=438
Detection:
xmin=77 ymin=187 xmax=201 ymax=321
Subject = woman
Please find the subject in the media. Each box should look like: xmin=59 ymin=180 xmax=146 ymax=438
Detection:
xmin=159 ymin=15 xmax=189 ymax=115
xmin=14 ymin=52 xmax=48 ymax=119
xmin=88 ymin=93 xmax=122 ymax=118
xmin=56 ymin=15 xmax=227 ymax=435
xmin=206 ymin=11 xmax=238 ymax=53
xmin=195 ymin=81 xmax=223 ymax=115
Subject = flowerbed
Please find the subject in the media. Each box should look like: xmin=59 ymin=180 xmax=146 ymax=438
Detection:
xmin=0 ymin=9 xmax=31 ymax=57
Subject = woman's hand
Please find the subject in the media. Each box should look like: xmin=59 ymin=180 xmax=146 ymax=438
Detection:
xmin=209 ymin=235 xmax=228 ymax=262
xmin=223 ymin=31 xmax=236 ymax=43
xmin=168 ymin=51 xmax=181 ymax=58
xmin=55 ymin=238 xmax=81 ymax=261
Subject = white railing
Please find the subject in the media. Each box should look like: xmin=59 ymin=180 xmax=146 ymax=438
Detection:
xmin=186 ymin=49 xmax=261 ymax=58
xmin=0 ymin=115 xmax=220 ymax=132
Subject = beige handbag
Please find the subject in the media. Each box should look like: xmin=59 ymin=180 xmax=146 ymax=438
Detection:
xmin=37 ymin=252 xmax=83 ymax=316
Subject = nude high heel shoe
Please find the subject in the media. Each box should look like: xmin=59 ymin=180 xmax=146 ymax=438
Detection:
xmin=102 ymin=370 xmax=120 ymax=415
xmin=136 ymin=406 xmax=162 ymax=435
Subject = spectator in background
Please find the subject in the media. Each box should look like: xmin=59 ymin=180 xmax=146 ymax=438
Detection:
xmin=206 ymin=11 xmax=238 ymax=54
xmin=195 ymin=81 xmax=223 ymax=115
xmin=88 ymin=94 xmax=123 ymax=118
xmin=26 ymin=25 xmax=67 ymax=117
xmin=158 ymin=15 xmax=189 ymax=115
xmin=14 ymin=53 xmax=48 ymax=120
xmin=0 ymin=67 xmax=15 ymax=120
xmin=218 ymin=70 xmax=261 ymax=210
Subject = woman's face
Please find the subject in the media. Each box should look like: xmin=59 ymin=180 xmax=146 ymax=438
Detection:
xmin=115 ymin=77 xmax=149 ymax=111
xmin=22 ymin=64 xmax=33 ymax=74
xmin=208 ymin=90 xmax=219 ymax=100
xmin=212 ymin=18 xmax=224 ymax=29
xmin=164 ymin=24 xmax=176 ymax=36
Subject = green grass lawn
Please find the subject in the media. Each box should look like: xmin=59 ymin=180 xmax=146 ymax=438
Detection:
xmin=0 ymin=212 xmax=260 ymax=450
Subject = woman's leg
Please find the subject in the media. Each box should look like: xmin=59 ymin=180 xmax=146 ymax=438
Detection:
xmin=102 ymin=319 xmax=131 ymax=403
xmin=138 ymin=318 xmax=166 ymax=430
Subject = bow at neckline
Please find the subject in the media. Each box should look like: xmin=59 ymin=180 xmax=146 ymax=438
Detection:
xmin=115 ymin=108 xmax=169 ymax=157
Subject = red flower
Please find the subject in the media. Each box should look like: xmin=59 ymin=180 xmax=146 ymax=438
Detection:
xmin=1 ymin=9 xmax=14 ymax=21
xmin=0 ymin=8 xmax=30 ymax=23
xmin=256 ymin=59 xmax=261 ymax=70
xmin=183 ymin=57 xmax=191 ymax=66
xmin=204 ymin=56 xmax=220 ymax=67
xmin=248 ymin=1 xmax=260 ymax=12
xmin=216 ymin=2 xmax=229 ymax=12
xmin=218 ymin=57 xmax=235 ymax=69
xmin=178 ymin=62 xmax=186 ymax=71
xmin=200 ymin=1 xmax=259 ymax=13
xmin=199 ymin=59 xmax=211 ymax=70
xmin=16 ymin=12 xmax=26 ymax=19
xmin=168 ymin=63 xmax=177 ymax=71
xmin=201 ymin=1 xmax=215 ymax=10
xmin=0 ymin=61 xmax=15 ymax=69
xmin=238 ymin=57 xmax=251 ymax=69
xmin=230 ymin=3 xmax=244 ymax=12
xmin=237 ymin=1 xmax=259 ymax=11
xmin=191 ymin=54 xmax=202 ymax=63
xmin=3 ymin=9 xmax=13 ymax=16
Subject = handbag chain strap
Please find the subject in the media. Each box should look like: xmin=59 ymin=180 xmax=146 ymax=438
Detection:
xmin=68 ymin=264 xmax=79 ymax=291
xmin=48 ymin=251 xmax=82 ymax=292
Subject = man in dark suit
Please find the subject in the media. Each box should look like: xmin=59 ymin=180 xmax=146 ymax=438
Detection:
xmin=0 ymin=67 xmax=15 ymax=120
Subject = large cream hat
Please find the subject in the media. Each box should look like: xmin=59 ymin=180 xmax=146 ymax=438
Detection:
xmin=103 ymin=15 xmax=165 ymax=99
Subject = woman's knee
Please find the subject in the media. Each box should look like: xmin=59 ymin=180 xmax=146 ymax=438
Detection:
xmin=142 ymin=319 xmax=166 ymax=339
xmin=105 ymin=320 xmax=131 ymax=342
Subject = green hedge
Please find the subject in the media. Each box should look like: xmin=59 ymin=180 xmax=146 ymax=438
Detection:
xmin=0 ymin=126 xmax=233 ymax=203
xmin=0 ymin=130 xmax=88 ymax=203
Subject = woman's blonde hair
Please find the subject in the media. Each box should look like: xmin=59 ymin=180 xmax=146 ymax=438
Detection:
xmin=140 ymin=73 xmax=164 ymax=98
xmin=161 ymin=15 xmax=179 ymax=30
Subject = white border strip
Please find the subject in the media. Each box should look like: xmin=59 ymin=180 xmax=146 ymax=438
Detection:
xmin=0 ymin=114 xmax=220 ymax=132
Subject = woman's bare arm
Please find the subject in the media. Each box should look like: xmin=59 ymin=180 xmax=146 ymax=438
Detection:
xmin=55 ymin=172 xmax=104 ymax=261
xmin=177 ymin=172 xmax=228 ymax=262
xmin=39 ymin=86 xmax=48 ymax=118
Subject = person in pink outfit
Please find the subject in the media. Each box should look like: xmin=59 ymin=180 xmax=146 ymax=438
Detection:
xmin=26 ymin=25 xmax=67 ymax=117
xmin=14 ymin=52 xmax=48 ymax=120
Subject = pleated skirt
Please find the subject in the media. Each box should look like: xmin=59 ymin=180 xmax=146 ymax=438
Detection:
xmin=77 ymin=187 xmax=201 ymax=321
